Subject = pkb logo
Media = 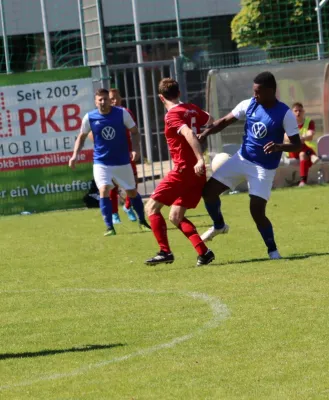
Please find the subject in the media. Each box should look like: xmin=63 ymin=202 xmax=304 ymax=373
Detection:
xmin=101 ymin=126 xmax=116 ymax=140
xmin=252 ymin=122 xmax=267 ymax=139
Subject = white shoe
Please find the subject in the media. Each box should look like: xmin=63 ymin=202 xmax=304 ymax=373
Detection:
xmin=311 ymin=154 xmax=320 ymax=164
xmin=269 ymin=250 xmax=282 ymax=260
xmin=201 ymin=224 xmax=229 ymax=242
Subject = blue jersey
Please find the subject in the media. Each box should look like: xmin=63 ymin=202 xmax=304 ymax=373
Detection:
xmin=232 ymin=98 xmax=299 ymax=170
xmin=81 ymin=106 xmax=135 ymax=166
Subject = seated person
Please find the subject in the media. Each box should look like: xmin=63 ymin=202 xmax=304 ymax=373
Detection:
xmin=285 ymin=102 xmax=319 ymax=186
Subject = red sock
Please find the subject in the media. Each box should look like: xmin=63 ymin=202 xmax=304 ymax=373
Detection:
xmin=149 ymin=213 xmax=171 ymax=253
xmin=110 ymin=187 xmax=119 ymax=214
xmin=300 ymin=160 xmax=310 ymax=182
xmin=125 ymin=196 xmax=131 ymax=209
xmin=178 ymin=218 xmax=208 ymax=256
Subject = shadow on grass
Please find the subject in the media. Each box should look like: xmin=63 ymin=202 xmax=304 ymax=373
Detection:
xmin=0 ymin=343 xmax=125 ymax=361
xmin=150 ymin=252 xmax=329 ymax=271
xmin=211 ymin=252 xmax=329 ymax=266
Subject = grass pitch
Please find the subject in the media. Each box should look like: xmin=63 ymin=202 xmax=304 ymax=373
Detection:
xmin=1 ymin=185 xmax=329 ymax=399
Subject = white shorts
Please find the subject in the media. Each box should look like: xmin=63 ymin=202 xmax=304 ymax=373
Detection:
xmin=212 ymin=152 xmax=276 ymax=201
xmin=93 ymin=163 xmax=136 ymax=190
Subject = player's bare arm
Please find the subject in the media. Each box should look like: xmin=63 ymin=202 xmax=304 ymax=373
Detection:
xmin=129 ymin=125 xmax=141 ymax=162
xmin=197 ymin=112 xmax=237 ymax=142
xmin=69 ymin=131 xmax=89 ymax=169
xmin=263 ymin=134 xmax=302 ymax=154
xmin=301 ymin=128 xmax=315 ymax=142
xmin=180 ymin=125 xmax=205 ymax=176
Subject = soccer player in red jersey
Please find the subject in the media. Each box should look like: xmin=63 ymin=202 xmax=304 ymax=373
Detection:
xmin=108 ymin=88 xmax=138 ymax=223
xmin=144 ymin=78 xmax=215 ymax=266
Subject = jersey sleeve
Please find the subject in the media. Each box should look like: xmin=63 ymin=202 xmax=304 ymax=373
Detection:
xmin=283 ymin=109 xmax=300 ymax=137
xmin=191 ymin=104 xmax=210 ymax=126
xmin=123 ymin=108 xmax=136 ymax=129
xmin=231 ymin=99 xmax=253 ymax=120
xmin=80 ymin=113 xmax=91 ymax=134
xmin=308 ymin=120 xmax=316 ymax=131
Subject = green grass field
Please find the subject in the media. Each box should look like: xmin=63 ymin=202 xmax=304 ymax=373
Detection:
xmin=1 ymin=185 xmax=329 ymax=399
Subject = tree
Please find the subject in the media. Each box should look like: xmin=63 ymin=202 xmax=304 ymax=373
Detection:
xmin=231 ymin=0 xmax=315 ymax=49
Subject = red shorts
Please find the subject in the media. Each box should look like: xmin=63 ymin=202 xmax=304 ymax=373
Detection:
xmin=289 ymin=143 xmax=316 ymax=159
xmin=151 ymin=168 xmax=206 ymax=209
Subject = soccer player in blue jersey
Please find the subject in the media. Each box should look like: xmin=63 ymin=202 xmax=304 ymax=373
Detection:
xmin=69 ymin=88 xmax=151 ymax=236
xmin=198 ymin=72 xmax=302 ymax=259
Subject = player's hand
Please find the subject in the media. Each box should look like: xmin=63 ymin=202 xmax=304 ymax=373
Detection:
xmin=263 ymin=141 xmax=281 ymax=154
xmin=194 ymin=159 xmax=205 ymax=176
xmin=68 ymin=156 xmax=77 ymax=169
xmin=197 ymin=130 xmax=209 ymax=143
xmin=131 ymin=150 xmax=140 ymax=162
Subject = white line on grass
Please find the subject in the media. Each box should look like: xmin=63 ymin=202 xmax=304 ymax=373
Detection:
xmin=0 ymin=287 xmax=230 ymax=391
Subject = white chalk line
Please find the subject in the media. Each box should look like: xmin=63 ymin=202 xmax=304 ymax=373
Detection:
xmin=0 ymin=287 xmax=230 ymax=391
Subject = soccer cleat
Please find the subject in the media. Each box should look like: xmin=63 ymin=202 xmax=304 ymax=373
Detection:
xmin=298 ymin=181 xmax=306 ymax=187
xmin=311 ymin=154 xmax=320 ymax=164
xmin=268 ymin=250 xmax=282 ymax=260
xmin=145 ymin=251 xmax=174 ymax=266
xmin=201 ymin=224 xmax=229 ymax=242
xmin=112 ymin=213 xmax=121 ymax=224
xmin=196 ymin=249 xmax=215 ymax=266
xmin=122 ymin=205 xmax=137 ymax=222
xmin=104 ymin=227 xmax=116 ymax=237
xmin=139 ymin=220 xmax=152 ymax=232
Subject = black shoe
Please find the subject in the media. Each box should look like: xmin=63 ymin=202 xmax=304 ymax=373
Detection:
xmin=139 ymin=220 xmax=152 ymax=232
xmin=196 ymin=249 xmax=215 ymax=266
xmin=145 ymin=251 xmax=174 ymax=266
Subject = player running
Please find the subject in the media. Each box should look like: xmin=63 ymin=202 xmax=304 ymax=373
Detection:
xmin=145 ymin=78 xmax=215 ymax=267
xmin=198 ymin=72 xmax=302 ymax=259
xmin=69 ymin=88 xmax=151 ymax=236
xmin=108 ymin=88 xmax=139 ymax=224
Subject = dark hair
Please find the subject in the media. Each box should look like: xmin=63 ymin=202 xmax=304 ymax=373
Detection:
xmin=292 ymin=102 xmax=304 ymax=109
xmin=109 ymin=88 xmax=121 ymax=96
xmin=158 ymin=78 xmax=180 ymax=100
xmin=253 ymin=72 xmax=277 ymax=91
xmin=94 ymin=88 xmax=109 ymax=97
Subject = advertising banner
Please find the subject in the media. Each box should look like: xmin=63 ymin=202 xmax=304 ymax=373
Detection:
xmin=0 ymin=77 xmax=95 ymax=215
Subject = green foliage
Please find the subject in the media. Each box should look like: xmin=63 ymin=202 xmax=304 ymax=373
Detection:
xmin=231 ymin=0 xmax=316 ymax=48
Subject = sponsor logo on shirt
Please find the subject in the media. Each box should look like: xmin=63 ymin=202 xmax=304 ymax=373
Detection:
xmin=252 ymin=122 xmax=267 ymax=139
xmin=101 ymin=126 xmax=116 ymax=140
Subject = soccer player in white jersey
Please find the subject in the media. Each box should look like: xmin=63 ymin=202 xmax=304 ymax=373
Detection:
xmin=69 ymin=88 xmax=151 ymax=236
xmin=198 ymin=72 xmax=302 ymax=259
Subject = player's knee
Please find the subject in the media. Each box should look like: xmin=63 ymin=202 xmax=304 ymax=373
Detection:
xmin=145 ymin=199 xmax=160 ymax=217
xmin=126 ymin=188 xmax=137 ymax=198
xmin=299 ymin=152 xmax=307 ymax=160
xmin=99 ymin=185 xmax=111 ymax=197
xmin=168 ymin=212 xmax=182 ymax=226
xmin=249 ymin=197 xmax=266 ymax=223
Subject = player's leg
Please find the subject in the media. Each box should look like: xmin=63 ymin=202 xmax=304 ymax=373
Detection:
xmin=144 ymin=198 xmax=174 ymax=265
xmin=247 ymin=165 xmax=280 ymax=259
xmin=113 ymin=164 xmax=150 ymax=230
xmin=201 ymin=153 xmax=244 ymax=242
xmin=299 ymin=146 xmax=319 ymax=186
xmin=123 ymin=171 xmax=138 ymax=222
xmin=169 ymin=204 xmax=214 ymax=266
xmin=110 ymin=185 xmax=121 ymax=224
xmin=93 ymin=164 xmax=116 ymax=236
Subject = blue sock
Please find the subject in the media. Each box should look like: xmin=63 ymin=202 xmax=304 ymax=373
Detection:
xmin=257 ymin=222 xmax=277 ymax=253
xmin=130 ymin=193 xmax=145 ymax=222
xmin=204 ymin=198 xmax=225 ymax=229
xmin=100 ymin=197 xmax=113 ymax=229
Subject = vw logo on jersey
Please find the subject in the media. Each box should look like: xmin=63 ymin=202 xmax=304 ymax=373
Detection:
xmin=101 ymin=126 xmax=116 ymax=140
xmin=252 ymin=122 xmax=267 ymax=139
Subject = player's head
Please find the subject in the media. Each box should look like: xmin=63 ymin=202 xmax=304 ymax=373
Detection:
xmin=109 ymin=88 xmax=122 ymax=107
xmin=158 ymin=78 xmax=180 ymax=106
xmin=94 ymin=88 xmax=111 ymax=114
xmin=253 ymin=72 xmax=277 ymax=106
xmin=292 ymin=102 xmax=304 ymax=121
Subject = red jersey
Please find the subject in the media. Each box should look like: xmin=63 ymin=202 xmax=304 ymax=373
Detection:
xmin=125 ymin=108 xmax=136 ymax=152
xmin=298 ymin=120 xmax=315 ymax=131
xmin=165 ymin=103 xmax=209 ymax=170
